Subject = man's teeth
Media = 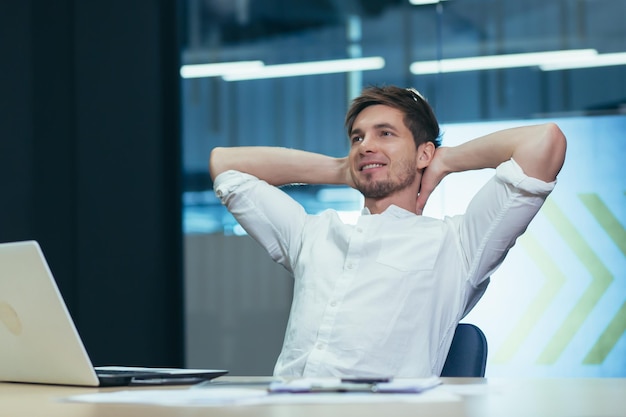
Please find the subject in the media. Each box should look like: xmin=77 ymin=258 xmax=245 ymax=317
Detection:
xmin=362 ymin=163 xmax=384 ymax=170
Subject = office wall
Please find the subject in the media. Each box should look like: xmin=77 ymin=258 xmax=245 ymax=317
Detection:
xmin=185 ymin=233 xmax=292 ymax=375
xmin=0 ymin=1 xmax=183 ymax=367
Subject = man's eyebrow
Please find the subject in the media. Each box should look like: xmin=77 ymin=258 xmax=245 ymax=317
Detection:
xmin=350 ymin=127 xmax=364 ymax=136
xmin=373 ymin=122 xmax=399 ymax=131
xmin=350 ymin=123 xmax=399 ymax=136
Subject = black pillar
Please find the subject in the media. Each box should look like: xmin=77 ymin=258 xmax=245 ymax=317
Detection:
xmin=0 ymin=0 xmax=183 ymax=367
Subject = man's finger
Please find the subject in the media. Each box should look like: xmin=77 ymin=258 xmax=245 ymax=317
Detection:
xmin=415 ymin=190 xmax=429 ymax=215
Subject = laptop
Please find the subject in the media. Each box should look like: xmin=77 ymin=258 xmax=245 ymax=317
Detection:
xmin=0 ymin=240 xmax=228 ymax=387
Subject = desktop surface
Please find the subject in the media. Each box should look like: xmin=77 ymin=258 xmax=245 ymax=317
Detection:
xmin=1 ymin=376 xmax=625 ymax=417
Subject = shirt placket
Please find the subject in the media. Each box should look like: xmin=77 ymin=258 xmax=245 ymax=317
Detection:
xmin=303 ymin=217 xmax=369 ymax=375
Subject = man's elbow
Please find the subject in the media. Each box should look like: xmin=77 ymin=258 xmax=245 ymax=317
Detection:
xmin=541 ymin=123 xmax=567 ymax=180
xmin=209 ymin=147 xmax=227 ymax=181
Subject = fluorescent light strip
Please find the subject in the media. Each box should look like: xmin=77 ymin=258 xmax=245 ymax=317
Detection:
xmin=180 ymin=61 xmax=264 ymax=79
xmin=410 ymin=49 xmax=598 ymax=74
xmin=409 ymin=0 xmax=448 ymax=5
xmin=222 ymin=57 xmax=385 ymax=81
xmin=540 ymin=52 xmax=626 ymax=71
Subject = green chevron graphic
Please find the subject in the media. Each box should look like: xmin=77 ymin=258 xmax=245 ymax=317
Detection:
xmin=584 ymin=300 xmax=626 ymax=364
xmin=536 ymin=198 xmax=613 ymax=365
xmin=579 ymin=193 xmax=626 ymax=256
xmin=492 ymin=232 xmax=566 ymax=363
xmin=578 ymin=193 xmax=626 ymax=364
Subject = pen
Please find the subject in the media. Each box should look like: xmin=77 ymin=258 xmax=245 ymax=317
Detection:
xmin=341 ymin=377 xmax=391 ymax=384
xmin=307 ymin=383 xmax=376 ymax=393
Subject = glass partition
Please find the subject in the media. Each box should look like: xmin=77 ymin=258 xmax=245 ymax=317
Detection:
xmin=182 ymin=0 xmax=625 ymax=233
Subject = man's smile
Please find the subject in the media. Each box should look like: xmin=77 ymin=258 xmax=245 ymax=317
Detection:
xmin=359 ymin=162 xmax=386 ymax=171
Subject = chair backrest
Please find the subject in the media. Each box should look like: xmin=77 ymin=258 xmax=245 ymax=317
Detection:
xmin=440 ymin=323 xmax=488 ymax=377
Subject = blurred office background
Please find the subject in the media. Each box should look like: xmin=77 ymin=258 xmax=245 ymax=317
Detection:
xmin=1 ymin=0 xmax=624 ymax=378
xmin=181 ymin=0 xmax=626 ymax=377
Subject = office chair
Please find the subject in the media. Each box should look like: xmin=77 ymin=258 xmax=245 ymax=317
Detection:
xmin=440 ymin=323 xmax=488 ymax=377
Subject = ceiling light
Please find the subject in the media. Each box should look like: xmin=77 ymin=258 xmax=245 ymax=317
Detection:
xmin=540 ymin=52 xmax=626 ymax=71
xmin=410 ymin=49 xmax=598 ymax=74
xmin=180 ymin=61 xmax=264 ymax=79
xmin=409 ymin=0 xmax=448 ymax=5
xmin=222 ymin=57 xmax=385 ymax=81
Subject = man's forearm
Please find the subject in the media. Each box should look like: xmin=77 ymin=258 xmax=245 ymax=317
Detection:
xmin=443 ymin=123 xmax=566 ymax=182
xmin=209 ymin=146 xmax=349 ymax=186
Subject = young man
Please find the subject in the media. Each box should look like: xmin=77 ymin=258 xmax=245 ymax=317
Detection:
xmin=209 ymin=86 xmax=566 ymax=378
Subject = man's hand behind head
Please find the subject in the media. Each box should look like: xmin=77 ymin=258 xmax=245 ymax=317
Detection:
xmin=416 ymin=146 xmax=449 ymax=215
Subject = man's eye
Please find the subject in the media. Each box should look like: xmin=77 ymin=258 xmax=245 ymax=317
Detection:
xmin=351 ymin=136 xmax=363 ymax=143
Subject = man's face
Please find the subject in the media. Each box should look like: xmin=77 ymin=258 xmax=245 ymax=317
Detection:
xmin=348 ymin=104 xmax=419 ymax=199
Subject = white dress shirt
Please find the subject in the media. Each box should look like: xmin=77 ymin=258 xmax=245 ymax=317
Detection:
xmin=214 ymin=159 xmax=555 ymax=377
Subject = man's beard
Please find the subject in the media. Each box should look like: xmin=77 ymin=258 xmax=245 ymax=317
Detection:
xmin=355 ymin=160 xmax=418 ymax=199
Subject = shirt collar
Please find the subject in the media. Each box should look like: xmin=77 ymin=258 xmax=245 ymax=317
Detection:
xmin=361 ymin=204 xmax=416 ymax=218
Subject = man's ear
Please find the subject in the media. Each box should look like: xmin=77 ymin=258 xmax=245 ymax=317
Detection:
xmin=416 ymin=142 xmax=435 ymax=169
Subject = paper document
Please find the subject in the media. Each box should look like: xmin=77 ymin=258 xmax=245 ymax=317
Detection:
xmin=268 ymin=376 xmax=442 ymax=393
xmin=63 ymin=377 xmax=455 ymax=407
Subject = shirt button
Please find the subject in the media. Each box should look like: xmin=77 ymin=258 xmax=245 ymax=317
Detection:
xmin=216 ymin=189 xmax=224 ymax=198
xmin=356 ymin=227 xmax=363 ymax=233
xmin=330 ymin=301 xmax=337 ymax=307
xmin=316 ymin=343 xmax=325 ymax=350
xmin=346 ymin=263 xmax=353 ymax=269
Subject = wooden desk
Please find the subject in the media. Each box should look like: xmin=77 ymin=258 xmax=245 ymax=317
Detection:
xmin=2 ymin=377 xmax=625 ymax=417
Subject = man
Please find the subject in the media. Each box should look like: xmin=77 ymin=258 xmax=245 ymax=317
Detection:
xmin=209 ymin=86 xmax=566 ymax=378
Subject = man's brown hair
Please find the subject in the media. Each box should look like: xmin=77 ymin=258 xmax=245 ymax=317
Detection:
xmin=345 ymin=85 xmax=441 ymax=148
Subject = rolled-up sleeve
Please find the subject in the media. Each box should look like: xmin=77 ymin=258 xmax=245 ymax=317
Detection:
xmin=457 ymin=159 xmax=556 ymax=287
xmin=214 ymin=170 xmax=307 ymax=272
